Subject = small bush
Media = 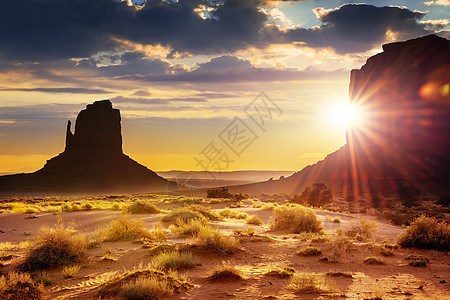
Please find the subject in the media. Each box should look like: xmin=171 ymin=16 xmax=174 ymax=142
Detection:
xmin=207 ymin=187 xmax=233 ymax=199
xmin=0 ymin=272 xmax=44 ymax=300
xmin=193 ymin=227 xmax=238 ymax=255
xmin=328 ymin=231 xmax=353 ymax=263
xmin=171 ymin=219 xmax=209 ymax=237
xmin=233 ymin=227 xmax=255 ymax=236
xmin=62 ymin=265 xmax=81 ymax=278
xmin=363 ymin=257 xmax=385 ymax=265
xmin=208 ymin=199 xmax=222 ymax=204
xmin=127 ymin=201 xmax=159 ymax=214
xmin=207 ymin=264 xmax=243 ymax=281
xmin=289 ymin=272 xmax=333 ymax=293
xmin=97 ymin=216 xmax=165 ymax=242
xmin=21 ymin=224 xmax=87 ymax=271
xmin=397 ymin=215 xmax=450 ymax=250
xmin=270 ymin=205 xmax=323 ymax=234
xmin=332 ymin=217 xmax=341 ymax=223
xmin=380 ymin=246 xmax=394 ymax=256
xmin=32 ymin=272 xmax=52 ymax=286
xmin=405 ymin=255 xmax=429 ymax=266
xmin=219 ymin=208 xmax=248 ymax=219
xmin=297 ymin=246 xmax=322 ymax=256
xmin=118 ymin=276 xmax=174 ymax=300
xmin=246 ymin=216 xmax=263 ymax=226
xmin=153 ymin=251 xmax=198 ymax=270
xmin=162 ymin=205 xmax=219 ymax=223
xmin=265 ymin=267 xmax=295 ymax=278
xmin=345 ymin=218 xmax=378 ymax=241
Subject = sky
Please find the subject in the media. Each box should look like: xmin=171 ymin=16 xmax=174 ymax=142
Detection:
xmin=0 ymin=0 xmax=448 ymax=174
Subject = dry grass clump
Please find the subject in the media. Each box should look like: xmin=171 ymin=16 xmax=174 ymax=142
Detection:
xmin=0 ymin=272 xmax=45 ymax=300
xmin=345 ymin=218 xmax=378 ymax=241
xmin=219 ymin=208 xmax=248 ymax=219
xmin=162 ymin=205 xmax=219 ymax=223
xmin=153 ymin=251 xmax=198 ymax=270
xmin=265 ymin=267 xmax=296 ymax=278
xmin=380 ymin=245 xmax=394 ymax=256
xmin=233 ymin=227 xmax=255 ymax=236
xmin=21 ymin=223 xmax=87 ymax=271
xmin=193 ymin=227 xmax=238 ymax=255
xmin=289 ymin=272 xmax=333 ymax=294
xmin=98 ymin=267 xmax=193 ymax=299
xmin=207 ymin=263 xmax=244 ymax=281
xmin=363 ymin=256 xmax=385 ymax=265
xmin=96 ymin=216 xmax=166 ymax=242
xmin=170 ymin=219 xmax=210 ymax=237
xmin=332 ymin=217 xmax=341 ymax=223
xmin=328 ymin=230 xmax=353 ymax=263
xmin=208 ymin=199 xmax=222 ymax=204
xmin=269 ymin=205 xmax=323 ymax=234
xmin=405 ymin=254 xmax=429 ymax=266
xmin=397 ymin=215 xmax=450 ymax=250
xmin=297 ymin=246 xmax=322 ymax=256
xmin=62 ymin=265 xmax=81 ymax=278
xmin=246 ymin=215 xmax=263 ymax=226
xmin=127 ymin=200 xmax=160 ymax=214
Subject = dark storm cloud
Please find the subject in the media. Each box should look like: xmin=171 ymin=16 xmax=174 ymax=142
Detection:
xmin=0 ymin=87 xmax=112 ymax=94
xmin=282 ymin=4 xmax=430 ymax=53
xmin=0 ymin=1 xmax=439 ymax=64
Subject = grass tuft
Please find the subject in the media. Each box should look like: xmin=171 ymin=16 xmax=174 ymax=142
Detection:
xmin=207 ymin=264 xmax=243 ymax=281
xmin=297 ymin=246 xmax=322 ymax=256
xmin=246 ymin=216 xmax=263 ymax=226
xmin=193 ymin=227 xmax=238 ymax=255
xmin=289 ymin=272 xmax=333 ymax=294
xmin=0 ymin=272 xmax=44 ymax=300
xmin=265 ymin=267 xmax=295 ymax=278
xmin=170 ymin=219 xmax=209 ymax=237
xmin=363 ymin=257 xmax=385 ymax=265
xmin=95 ymin=216 xmax=166 ymax=242
xmin=21 ymin=223 xmax=87 ymax=271
xmin=127 ymin=201 xmax=160 ymax=214
xmin=153 ymin=251 xmax=198 ymax=270
xmin=269 ymin=205 xmax=323 ymax=234
xmin=62 ymin=265 xmax=81 ymax=278
xmin=405 ymin=254 xmax=429 ymax=266
xmin=345 ymin=218 xmax=378 ymax=241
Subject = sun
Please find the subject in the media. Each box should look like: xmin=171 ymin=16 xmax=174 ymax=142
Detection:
xmin=326 ymin=103 xmax=359 ymax=128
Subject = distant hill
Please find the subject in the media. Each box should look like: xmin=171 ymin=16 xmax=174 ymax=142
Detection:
xmin=0 ymin=100 xmax=176 ymax=195
xmin=229 ymin=35 xmax=450 ymax=200
xmin=157 ymin=170 xmax=295 ymax=188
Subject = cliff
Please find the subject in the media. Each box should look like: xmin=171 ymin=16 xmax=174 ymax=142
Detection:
xmin=229 ymin=35 xmax=450 ymax=200
xmin=0 ymin=100 xmax=177 ymax=195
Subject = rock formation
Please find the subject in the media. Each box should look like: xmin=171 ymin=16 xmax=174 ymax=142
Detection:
xmin=229 ymin=35 xmax=450 ymax=201
xmin=0 ymin=100 xmax=177 ymax=194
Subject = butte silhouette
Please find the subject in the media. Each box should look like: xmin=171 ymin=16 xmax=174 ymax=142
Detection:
xmin=0 ymin=100 xmax=177 ymax=195
xmin=229 ymin=34 xmax=450 ymax=201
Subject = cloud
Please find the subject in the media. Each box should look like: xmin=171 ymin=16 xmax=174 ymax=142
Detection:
xmin=420 ymin=19 xmax=450 ymax=30
xmin=424 ymin=0 xmax=450 ymax=6
xmin=282 ymin=4 xmax=430 ymax=53
xmin=0 ymin=87 xmax=112 ymax=94
xmin=111 ymin=96 xmax=208 ymax=104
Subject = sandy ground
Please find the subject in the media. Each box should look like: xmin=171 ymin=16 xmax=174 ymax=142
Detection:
xmin=0 ymin=200 xmax=449 ymax=299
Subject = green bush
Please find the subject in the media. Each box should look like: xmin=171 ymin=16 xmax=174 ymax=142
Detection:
xmin=397 ymin=215 xmax=450 ymax=250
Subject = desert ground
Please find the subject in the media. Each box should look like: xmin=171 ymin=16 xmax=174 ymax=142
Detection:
xmin=0 ymin=194 xmax=448 ymax=300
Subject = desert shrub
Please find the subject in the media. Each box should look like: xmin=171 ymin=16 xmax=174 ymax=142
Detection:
xmin=380 ymin=246 xmax=394 ymax=256
xmin=171 ymin=219 xmax=209 ymax=237
xmin=328 ymin=230 xmax=353 ymax=263
xmin=289 ymin=272 xmax=333 ymax=293
xmin=397 ymin=215 xmax=450 ymax=250
xmin=21 ymin=224 xmax=87 ymax=271
xmin=246 ymin=216 xmax=263 ymax=226
xmin=265 ymin=267 xmax=295 ymax=278
xmin=97 ymin=216 xmax=165 ymax=242
xmin=252 ymin=203 xmax=263 ymax=208
xmin=219 ymin=208 xmax=248 ymax=219
xmin=162 ymin=205 xmax=219 ymax=223
xmin=207 ymin=187 xmax=233 ymax=199
xmin=193 ymin=227 xmax=238 ymax=255
xmin=405 ymin=254 xmax=429 ymax=266
xmin=208 ymin=199 xmax=222 ymax=204
xmin=297 ymin=246 xmax=322 ymax=256
xmin=233 ymin=227 xmax=255 ymax=236
xmin=207 ymin=264 xmax=243 ymax=281
xmin=332 ymin=217 xmax=341 ymax=223
xmin=293 ymin=183 xmax=333 ymax=207
xmin=62 ymin=265 xmax=81 ymax=278
xmin=153 ymin=251 xmax=198 ymax=270
xmin=269 ymin=205 xmax=323 ymax=234
xmin=0 ymin=272 xmax=44 ymax=300
xmin=363 ymin=257 xmax=385 ymax=265
xmin=127 ymin=201 xmax=159 ymax=214
xmin=119 ymin=276 xmax=171 ymax=300
xmin=345 ymin=218 xmax=378 ymax=241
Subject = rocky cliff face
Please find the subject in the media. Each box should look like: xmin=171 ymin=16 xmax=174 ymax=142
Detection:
xmin=229 ymin=35 xmax=450 ymax=199
xmin=0 ymin=100 xmax=176 ymax=194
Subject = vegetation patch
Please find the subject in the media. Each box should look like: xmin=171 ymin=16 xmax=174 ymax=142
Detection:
xmin=265 ymin=267 xmax=295 ymax=278
xmin=297 ymin=246 xmax=322 ymax=256
xmin=397 ymin=215 xmax=450 ymax=251
xmin=345 ymin=218 xmax=378 ymax=241
xmin=363 ymin=257 xmax=385 ymax=265
xmin=153 ymin=251 xmax=198 ymax=270
xmin=269 ymin=205 xmax=323 ymax=234
xmin=246 ymin=216 xmax=263 ymax=226
xmin=21 ymin=223 xmax=87 ymax=271
xmin=405 ymin=254 xmax=429 ymax=267
xmin=62 ymin=265 xmax=81 ymax=278
xmin=170 ymin=219 xmax=210 ymax=237
xmin=0 ymin=272 xmax=44 ymax=300
xmin=127 ymin=200 xmax=160 ymax=214
xmin=162 ymin=205 xmax=219 ymax=223
xmin=289 ymin=272 xmax=333 ymax=294
xmin=193 ymin=227 xmax=238 ymax=255
xmin=207 ymin=264 xmax=244 ymax=281
xmin=95 ymin=216 xmax=166 ymax=242
xmin=219 ymin=208 xmax=248 ymax=219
